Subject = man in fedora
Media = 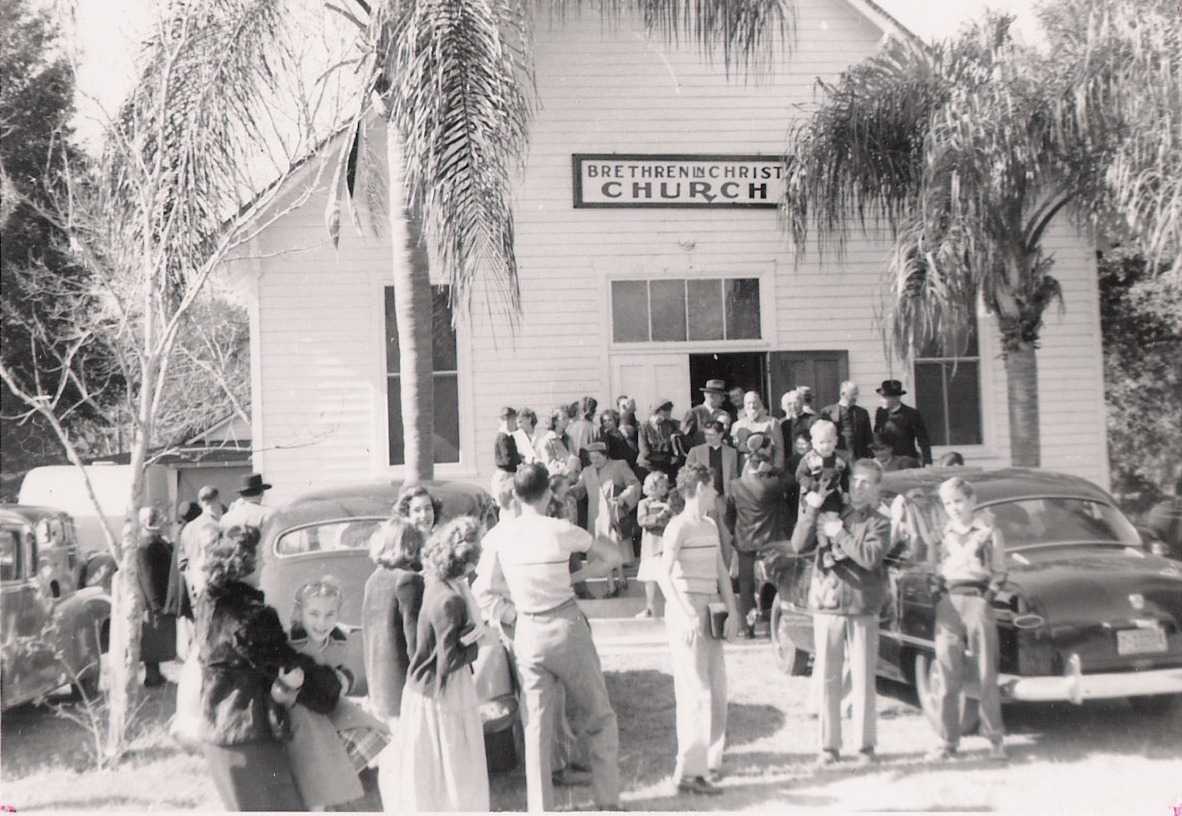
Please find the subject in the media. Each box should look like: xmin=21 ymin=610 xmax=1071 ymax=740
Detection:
xmin=682 ymin=379 xmax=730 ymax=449
xmin=220 ymin=472 xmax=275 ymax=532
xmin=821 ymin=381 xmax=873 ymax=461
xmin=873 ymin=380 xmax=932 ymax=465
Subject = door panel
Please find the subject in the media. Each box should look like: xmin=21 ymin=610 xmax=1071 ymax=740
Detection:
xmin=767 ymin=351 xmax=850 ymax=410
xmin=610 ymin=354 xmax=691 ymax=419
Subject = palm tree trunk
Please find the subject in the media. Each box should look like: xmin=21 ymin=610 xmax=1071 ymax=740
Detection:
xmin=1003 ymin=340 xmax=1041 ymax=468
xmin=386 ymin=125 xmax=434 ymax=480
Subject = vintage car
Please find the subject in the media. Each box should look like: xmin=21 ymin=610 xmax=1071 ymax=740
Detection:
xmin=256 ymin=480 xmax=519 ymax=768
xmin=1 ymin=504 xmax=111 ymax=710
xmin=757 ymin=467 xmax=1182 ymax=730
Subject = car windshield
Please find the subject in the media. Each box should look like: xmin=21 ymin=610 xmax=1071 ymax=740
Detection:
xmin=981 ymin=497 xmax=1141 ymax=549
xmin=275 ymin=518 xmax=385 ymax=556
xmin=885 ymin=493 xmax=1142 ymax=561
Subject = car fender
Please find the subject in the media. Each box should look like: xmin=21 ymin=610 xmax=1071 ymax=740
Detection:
xmin=50 ymin=587 xmax=110 ymax=679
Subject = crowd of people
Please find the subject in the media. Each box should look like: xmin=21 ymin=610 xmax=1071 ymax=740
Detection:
xmin=130 ymin=376 xmax=1002 ymax=812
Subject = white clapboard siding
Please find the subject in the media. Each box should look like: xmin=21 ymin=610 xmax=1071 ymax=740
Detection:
xmin=230 ymin=0 xmax=1109 ymax=504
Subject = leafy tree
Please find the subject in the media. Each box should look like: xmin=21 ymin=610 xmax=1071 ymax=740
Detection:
xmin=0 ymin=0 xmax=107 ymax=496
xmin=782 ymin=0 xmax=1180 ymax=467
xmin=0 ymin=0 xmax=331 ymax=758
xmin=1098 ymin=247 xmax=1182 ymax=513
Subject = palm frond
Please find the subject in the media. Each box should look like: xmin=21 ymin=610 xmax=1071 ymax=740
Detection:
xmin=385 ymin=0 xmax=536 ymax=320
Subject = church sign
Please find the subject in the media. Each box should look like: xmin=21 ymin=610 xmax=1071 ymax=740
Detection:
xmin=572 ymin=154 xmax=786 ymax=209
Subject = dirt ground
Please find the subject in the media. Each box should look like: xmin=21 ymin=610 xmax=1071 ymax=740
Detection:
xmin=3 ymin=641 xmax=1181 ymax=812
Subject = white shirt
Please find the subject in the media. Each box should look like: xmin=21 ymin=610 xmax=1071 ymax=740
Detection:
xmin=472 ymin=519 xmax=516 ymax=626
xmin=220 ymin=499 xmax=272 ymax=531
xmin=495 ymin=515 xmax=591 ymax=614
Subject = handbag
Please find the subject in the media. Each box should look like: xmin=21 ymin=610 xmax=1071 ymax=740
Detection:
xmin=706 ymin=602 xmax=729 ymax=639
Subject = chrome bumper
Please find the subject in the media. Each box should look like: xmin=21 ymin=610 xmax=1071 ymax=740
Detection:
xmin=998 ymin=655 xmax=1182 ymax=704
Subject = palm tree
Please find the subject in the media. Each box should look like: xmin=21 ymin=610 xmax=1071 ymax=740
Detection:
xmin=782 ymin=1 xmax=1180 ymax=467
xmin=321 ymin=0 xmax=795 ymax=480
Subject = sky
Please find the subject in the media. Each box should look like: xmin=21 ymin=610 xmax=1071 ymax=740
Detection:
xmin=58 ymin=0 xmax=1047 ymax=150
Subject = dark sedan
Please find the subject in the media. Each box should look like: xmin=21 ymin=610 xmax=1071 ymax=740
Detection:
xmin=757 ymin=467 xmax=1182 ymax=729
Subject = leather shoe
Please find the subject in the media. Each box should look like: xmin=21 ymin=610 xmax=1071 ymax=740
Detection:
xmin=677 ymin=776 xmax=722 ymax=796
xmin=815 ymin=749 xmax=840 ymax=767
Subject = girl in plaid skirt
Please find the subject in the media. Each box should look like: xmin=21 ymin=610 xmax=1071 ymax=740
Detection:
xmin=285 ymin=578 xmax=390 ymax=810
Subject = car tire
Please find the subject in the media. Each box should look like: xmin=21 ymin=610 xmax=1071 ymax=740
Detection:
xmin=770 ymin=594 xmax=810 ymax=676
xmin=914 ymin=652 xmax=980 ymax=736
xmin=1127 ymin=694 xmax=1181 ymax=715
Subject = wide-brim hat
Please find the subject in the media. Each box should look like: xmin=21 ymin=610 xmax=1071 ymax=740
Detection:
xmin=700 ymin=379 xmax=726 ymax=394
xmin=585 ymin=441 xmax=608 ymax=454
xmin=745 ymin=433 xmax=772 ymax=455
xmin=876 ymin=379 xmax=907 ymax=397
xmin=238 ymin=472 xmax=273 ymax=496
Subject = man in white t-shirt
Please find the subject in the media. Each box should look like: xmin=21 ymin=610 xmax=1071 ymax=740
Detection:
xmin=486 ymin=463 xmax=625 ymax=812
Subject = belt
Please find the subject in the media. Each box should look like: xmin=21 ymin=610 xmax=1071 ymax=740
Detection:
xmin=519 ymin=597 xmax=579 ymax=617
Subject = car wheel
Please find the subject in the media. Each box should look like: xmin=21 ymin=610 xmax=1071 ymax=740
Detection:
xmin=914 ymin=652 xmax=980 ymax=735
xmin=770 ymin=593 xmax=810 ymax=676
xmin=1127 ymin=694 xmax=1181 ymax=715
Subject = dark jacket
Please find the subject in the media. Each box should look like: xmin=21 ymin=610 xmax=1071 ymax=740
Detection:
xmin=820 ymin=402 xmax=873 ymax=461
xmin=197 ymin=581 xmax=342 ymax=746
xmin=789 ymin=502 xmax=890 ymax=616
xmin=874 ymin=403 xmax=932 ymax=465
xmin=494 ymin=431 xmax=522 ymax=473
xmin=405 ymin=576 xmax=479 ymax=698
xmin=362 ymin=566 xmax=424 ymax=720
xmin=725 ymin=470 xmax=795 ymax=552
xmin=637 ymin=418 xmax=682 ymax=475
xmin=136 ymin=533 xmax=173 ymax=618
xmin=163 ymin=531 xmax=193 ymax=620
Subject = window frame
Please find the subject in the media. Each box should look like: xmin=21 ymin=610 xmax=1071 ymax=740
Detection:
xmin=910 ymin=314 xmax=992 ymax=455
xmin=375 ymin=283 xmax=476 ymax=479
xmin=607 ymin=270 xmax=772 ymax=352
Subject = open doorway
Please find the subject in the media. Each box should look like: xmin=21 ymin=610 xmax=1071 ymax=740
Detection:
xmin=688 ymin=352 xmax=767 ymax=411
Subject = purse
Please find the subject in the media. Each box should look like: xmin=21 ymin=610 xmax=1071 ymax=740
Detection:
xmin=706 ymin=602 xmax=729 ymax=639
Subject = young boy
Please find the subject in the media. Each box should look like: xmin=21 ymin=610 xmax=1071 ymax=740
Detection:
xmin=795 ymin=419 xmax=849 ymax=515
xmin=494 ymin=406 xmax=523 ymax=474
xmin=928 ymin=477 xmax=1007 ymax=762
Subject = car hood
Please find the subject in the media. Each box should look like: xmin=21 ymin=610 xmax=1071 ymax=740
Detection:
xmin=1007 ymin=545 xmax=1182 ymax=625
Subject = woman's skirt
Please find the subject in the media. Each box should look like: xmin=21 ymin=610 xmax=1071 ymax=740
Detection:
xmin=203 ymin=741 xmax=305 ymax=811
xmin=285 ymin=704 xmax=363 ymax=808
xmin=396 ymin=671 xmax=490 ymax=812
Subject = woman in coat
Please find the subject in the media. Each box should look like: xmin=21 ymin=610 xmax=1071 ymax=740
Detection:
xmin=396 ymin=517 xmax=490 ymax=811
xmin=196 ymin=524 xmax=343 ymax=811
xmin=363 ymin=518 xmax=426 ymax=806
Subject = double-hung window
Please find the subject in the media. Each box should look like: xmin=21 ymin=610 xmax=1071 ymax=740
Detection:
xmin=914 ymin=321 xmax=984 ymax=446
xmin=384 ymin=285 xmax=460 ymax=465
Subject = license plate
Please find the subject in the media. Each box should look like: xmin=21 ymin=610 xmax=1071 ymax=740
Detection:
xmin=1116 ymin=627 xmax=1167 ymax=656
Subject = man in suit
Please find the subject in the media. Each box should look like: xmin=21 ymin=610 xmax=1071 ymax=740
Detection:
xmin=685 ymin=420 xmax=739 ymax=566
xmin=780 ymin=389 xmax=816 ymax=449
xmin=873 ymin=380 xmax=932 ymax=465
xmin=821 ymin=381 xmax=873 ymax=461
xmin=682 ymin=379 xmax=729 ymax=449
xmin=724 ymin=433 xmax=794 ymax=638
